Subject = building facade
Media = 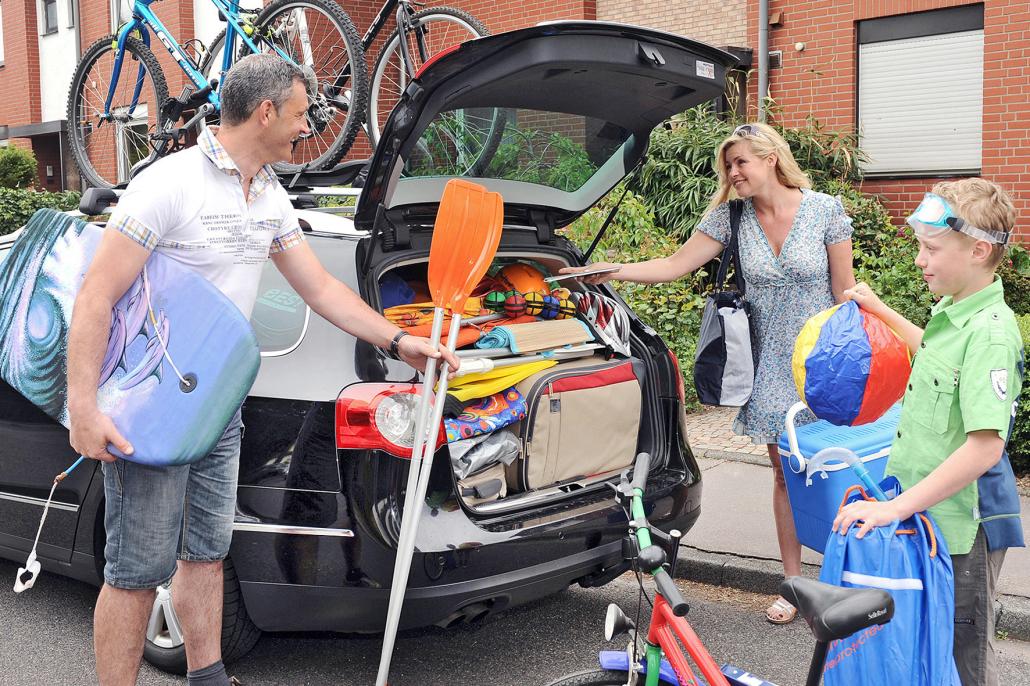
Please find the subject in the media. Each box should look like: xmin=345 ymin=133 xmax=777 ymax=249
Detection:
xmin=742 ymin=0 xmax=1029 ymax=226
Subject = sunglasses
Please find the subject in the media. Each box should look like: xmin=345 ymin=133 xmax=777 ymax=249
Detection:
xmin=732 ymin=124 xmax=764 ymax=138
xmin=906 ymin=193 xmax=1010 ymax=245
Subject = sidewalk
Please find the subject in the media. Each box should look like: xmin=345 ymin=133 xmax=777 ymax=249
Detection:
xmin=677 ymin=406 xmax=1030 ymax=641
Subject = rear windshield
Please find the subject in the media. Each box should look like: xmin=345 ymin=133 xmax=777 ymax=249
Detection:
xmin=401 ymin=107 xmax=631 ymax=192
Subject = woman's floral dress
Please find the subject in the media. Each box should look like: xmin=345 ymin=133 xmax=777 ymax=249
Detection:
xmin=697 ymin=189 xmax=854 ymax=444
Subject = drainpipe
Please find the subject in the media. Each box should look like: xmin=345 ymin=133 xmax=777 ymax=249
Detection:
xmin=758 ymin=0 xmax=768 ymax=122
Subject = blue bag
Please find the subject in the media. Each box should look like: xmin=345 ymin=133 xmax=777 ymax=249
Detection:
xmin=819 ymin=476 xmax=960 ymax=686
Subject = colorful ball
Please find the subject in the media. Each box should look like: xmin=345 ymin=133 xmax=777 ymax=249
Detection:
xmin=551 ymin=287 xmax=572 ymax=301
xmin=524 ymin=291 xmax=546 ymax=317
xmin=556 ymin=298 xmax=576 ymax=320
xmin=485 ymin=291 xmax=507 ymax=313
xmin=792 ymin=301 xmax=911 ymax=426
xmin=539 ymin=295 xmax=560 ymax=320
xmin=504 ymin=292 xmax=527 ymax=318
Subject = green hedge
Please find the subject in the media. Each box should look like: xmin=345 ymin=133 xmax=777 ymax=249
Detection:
xmin=0 ymin=146 xmax=38 ymax=189
xmin=1009 ymin=315 xmax=1030 ymax=474
xmin=0 ymin=187 xmax=81 ymax=236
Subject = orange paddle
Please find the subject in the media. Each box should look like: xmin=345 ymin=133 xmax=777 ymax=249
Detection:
xmin=377 ymin=179 xmax=504 ymax=686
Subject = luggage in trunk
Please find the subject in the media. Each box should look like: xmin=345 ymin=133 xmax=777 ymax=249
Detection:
xmin=509 ymin=356 xmax=644 ymax=491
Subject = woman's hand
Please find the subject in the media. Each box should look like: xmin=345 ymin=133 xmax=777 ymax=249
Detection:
xmin=557 ymin=262 xmax=621 ymax=285
xmin=843 ymin=282 xmax=888 ymax=317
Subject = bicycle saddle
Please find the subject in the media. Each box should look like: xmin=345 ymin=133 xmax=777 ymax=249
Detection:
xmin=779 ymin=577 xmax=894 ymax=642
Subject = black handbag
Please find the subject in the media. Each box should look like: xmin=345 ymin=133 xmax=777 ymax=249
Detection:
xmin=693 ymin=199 xmax=755 ymax=406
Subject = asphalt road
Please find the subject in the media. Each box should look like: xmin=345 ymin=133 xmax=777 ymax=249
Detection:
xmin=3 ymin=557 xmax=1030 ymax=685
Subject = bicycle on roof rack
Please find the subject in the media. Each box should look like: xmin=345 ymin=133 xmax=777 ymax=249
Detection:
xmin=66 ymin=0 xmax=367 ymax=189
xmin=544 ymin=452 xmax=896 ymax=686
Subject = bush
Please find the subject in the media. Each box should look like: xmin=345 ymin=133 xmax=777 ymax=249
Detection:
xmin=0 ymin=187 xmax=81 ymax=236
xmin=0 ymin=146 xmax=38 ymax=189
xmin=998 ymin=244 xmax=1030 ymax=316
xmin=1009 ymin=315 xmax=1030 ymax=476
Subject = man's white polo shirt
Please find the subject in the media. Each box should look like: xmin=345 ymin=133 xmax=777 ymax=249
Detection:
xmin=106 ymin=128 xmax=304 ymax=319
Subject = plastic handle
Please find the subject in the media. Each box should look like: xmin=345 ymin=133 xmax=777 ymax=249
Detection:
xmin=783 ymin=401 xmax=807 ymax=470
xmin=631 ymin=452 xmax=651 ymax=491
xmin=654 ymin=569 xmax=688 ymax=616
xmin=810 ymin=447 xmax=889 ymax=502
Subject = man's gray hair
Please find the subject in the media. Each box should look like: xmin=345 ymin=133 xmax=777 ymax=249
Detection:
xmin=219 ymin=54 xmax=306 ymax=126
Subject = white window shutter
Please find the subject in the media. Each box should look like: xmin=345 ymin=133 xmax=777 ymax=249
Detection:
xmin=859 ymin=30 xmax=984 ymax=174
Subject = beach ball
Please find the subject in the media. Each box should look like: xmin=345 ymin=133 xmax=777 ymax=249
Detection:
xmin=556 ymin=298 xmax=576 ymax=320
xmin=539 ymin=295 xmax=560 ymax=320
xmin=524 ymin=291 xmax=546 ymax=317
xmin=792 ymin=301 xmax=910 ymax=426
xmin=485 ymin=291 xmax=507 ymax=313
xmin=504 ymin=292 xmax=526 ymax=318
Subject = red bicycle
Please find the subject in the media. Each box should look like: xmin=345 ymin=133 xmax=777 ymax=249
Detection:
xmin=546 ymin=452 xmax=895 ymax=686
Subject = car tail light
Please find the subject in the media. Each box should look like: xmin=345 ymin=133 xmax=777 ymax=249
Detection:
xmin=668 ymin=350 xmax=686 ymax=403
xmin=335 ymin=383 xmax=445 ymax=458
xmin=414 ymin=44 xmax=462 ymax=79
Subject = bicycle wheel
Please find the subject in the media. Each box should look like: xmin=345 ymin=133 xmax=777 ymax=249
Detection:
xmin=368 ymin=7 xmax=489 ymax=147
xmin=545 ymin=669 xmax=634 ymax=685
xmin=67 ymin=35 xmax=169 ymax=189
xmin=249 ymin=0 xmax=368 ymax=172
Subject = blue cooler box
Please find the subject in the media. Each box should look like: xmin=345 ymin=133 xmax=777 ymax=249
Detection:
xmin=778 ymin=403 xmax=901 ymax=553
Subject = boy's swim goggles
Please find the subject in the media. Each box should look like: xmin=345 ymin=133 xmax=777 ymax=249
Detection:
xmin=906 ymin=193 xmax=1010 ymax=244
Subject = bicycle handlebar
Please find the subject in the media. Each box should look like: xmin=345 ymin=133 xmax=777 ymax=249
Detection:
xmin=654 ymin=568 xmax=689 ymax=616
xmin=630 ymin=452 xmax=650 ymax=491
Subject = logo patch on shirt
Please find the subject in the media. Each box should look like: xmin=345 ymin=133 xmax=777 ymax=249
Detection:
xmin=990 ymin=368 xmax=1008 ymax=400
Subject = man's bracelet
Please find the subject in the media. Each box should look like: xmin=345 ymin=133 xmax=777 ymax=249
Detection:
xmin=389 ymin=330 xmax=410 ymax=357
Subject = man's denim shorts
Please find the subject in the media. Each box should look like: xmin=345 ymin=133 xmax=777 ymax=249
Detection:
xmin=101 ymin=412 xmax=243 ymax=589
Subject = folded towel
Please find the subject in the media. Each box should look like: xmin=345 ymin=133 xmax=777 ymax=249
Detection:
xmin=444 ymin=387 xmax=527 ymax=443
xmin=475 ymin=319 xmax=594 ymax=353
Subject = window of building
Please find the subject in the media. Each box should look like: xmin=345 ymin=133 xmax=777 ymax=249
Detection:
xmin=41 ymin=0 xmax=58 ymax=34
xmin=1 ymin=3 xmax=6 ymax=64
xmin=66 ymin=0 xmax=75 ymax=28
xmin=857 ymin=5 xmax=984 ymax=176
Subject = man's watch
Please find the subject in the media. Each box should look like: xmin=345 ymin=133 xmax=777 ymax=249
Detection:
xmin=389 ymin=330 xmax=410 ymax=357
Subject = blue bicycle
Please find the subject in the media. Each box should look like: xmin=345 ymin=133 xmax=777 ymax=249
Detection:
xmin=66 ymin=0 xmax=367 ymax=188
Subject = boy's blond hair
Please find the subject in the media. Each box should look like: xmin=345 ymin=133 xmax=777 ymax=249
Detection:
xmin=704 ymin=122 xmax=811 ymax=219
xmin=931 ymin=178 xmax=1016 ymax=269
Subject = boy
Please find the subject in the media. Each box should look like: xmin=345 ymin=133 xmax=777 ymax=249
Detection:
xmin=833 ymin=178 xmax=1024 ymax=686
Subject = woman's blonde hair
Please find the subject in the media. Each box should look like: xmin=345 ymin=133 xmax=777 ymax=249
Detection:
xmin=703 ymin=122 xmax=811 ymax=219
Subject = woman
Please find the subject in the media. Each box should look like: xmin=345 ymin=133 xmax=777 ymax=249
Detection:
xmin=561 ymin=122 xmax=856 ymax=624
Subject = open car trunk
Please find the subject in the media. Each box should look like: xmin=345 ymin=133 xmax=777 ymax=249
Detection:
xmin=375 ymin=250 xmax=654 ymax=513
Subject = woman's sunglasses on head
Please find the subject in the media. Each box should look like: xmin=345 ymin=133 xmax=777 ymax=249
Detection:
xmin=732 ymin=124 xmax=763 ymax=138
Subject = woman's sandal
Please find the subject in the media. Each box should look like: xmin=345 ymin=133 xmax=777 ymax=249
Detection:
xmin=766 ymin=596 xmax=798 ymax=625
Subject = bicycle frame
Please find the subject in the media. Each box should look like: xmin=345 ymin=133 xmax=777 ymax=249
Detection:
xmin=105 ymin=0 xmax=291 ymax=120
xmin=627 ymin=489 xmax=731 ymax=686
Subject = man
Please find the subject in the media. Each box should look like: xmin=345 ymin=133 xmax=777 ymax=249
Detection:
xmin=67 ymin=54 xmax=456 ymax=686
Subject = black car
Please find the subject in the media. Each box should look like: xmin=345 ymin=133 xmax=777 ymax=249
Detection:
xmin=0 ymin=21 xmax=736 ymax=674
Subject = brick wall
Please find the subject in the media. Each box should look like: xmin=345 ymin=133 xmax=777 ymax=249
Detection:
xmin=0 ymin=0 xmax=43 ymax=131
xmin=748 ymin=0 xmax=1030 ymax=233
xmin=597 ymin=0 xmax=747 ymax=47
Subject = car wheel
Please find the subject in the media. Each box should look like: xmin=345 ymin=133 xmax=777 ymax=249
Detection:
xmin=142 ymin=557 xmax=261 ymax=675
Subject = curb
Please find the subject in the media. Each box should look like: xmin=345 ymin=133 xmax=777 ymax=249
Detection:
xmin=675 ymin=545 xmax=1030 ymax=642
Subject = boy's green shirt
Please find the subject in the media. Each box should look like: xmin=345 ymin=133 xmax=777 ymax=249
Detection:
xmin=887 ymin=277 xmax=1024 ymax=555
